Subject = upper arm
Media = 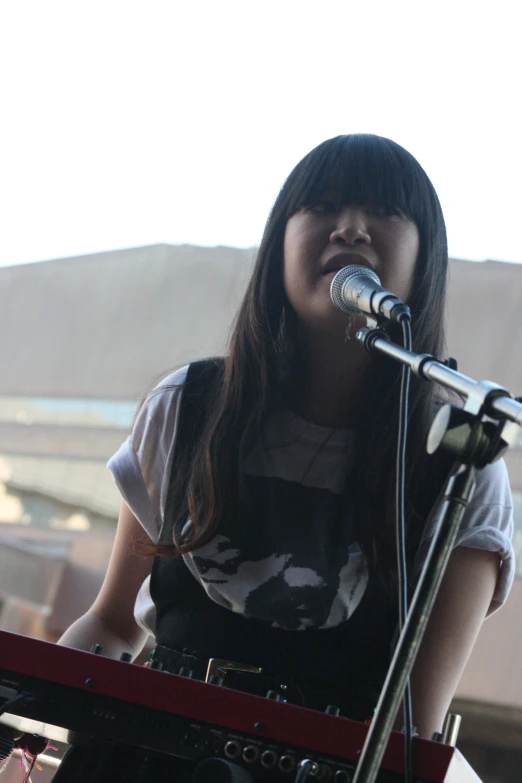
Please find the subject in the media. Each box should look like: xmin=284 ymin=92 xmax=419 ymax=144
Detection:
xmin=408 ymin=546 xmax=500 ymax=739
xmin=92 ymin=499 xmax=154 ymax=647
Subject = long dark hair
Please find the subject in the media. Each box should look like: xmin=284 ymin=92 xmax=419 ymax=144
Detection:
xmin=167 ymin=134 xmax=449 ymax=594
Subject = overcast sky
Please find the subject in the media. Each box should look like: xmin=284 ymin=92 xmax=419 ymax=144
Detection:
xmin=1 ymin=1 xmax=521 ymax=268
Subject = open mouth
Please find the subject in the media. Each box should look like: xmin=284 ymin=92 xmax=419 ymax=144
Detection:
xmin=322 ymin=265 xmax=347 ymax=277
xmin=322 ymin=254 xmax=372 ymax=278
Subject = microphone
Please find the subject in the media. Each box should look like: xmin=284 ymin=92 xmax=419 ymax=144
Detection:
xmin=330 ymin=265 xmax=411 ymax=323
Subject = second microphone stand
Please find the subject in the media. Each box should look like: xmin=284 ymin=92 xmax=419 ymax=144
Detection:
xmin=351 ymin=326 xmax=522 ymax=783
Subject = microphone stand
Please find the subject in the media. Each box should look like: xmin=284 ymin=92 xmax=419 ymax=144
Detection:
xmin=351 ymin=326 xmax=522 ymax=783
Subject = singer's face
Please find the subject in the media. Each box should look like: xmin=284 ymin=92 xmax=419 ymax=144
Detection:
xmin=283 ymin=196 xmax=419 ymax=333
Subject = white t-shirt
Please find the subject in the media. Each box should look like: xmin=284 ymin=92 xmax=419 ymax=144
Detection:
xmin=108 ymin=366 xmax=515 ymax=635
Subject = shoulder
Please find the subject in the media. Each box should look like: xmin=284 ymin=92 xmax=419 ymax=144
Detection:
xmin=417 ymin=457 xmax=515 ymax=614
xmin=141 ymin=365 xmax=189 ymax=412
xmin=457 ymin=457 xmax=513 ymax=543
xmin=131 ymin=357 xmax=224 ymax=452
xmin=106 ymin=365 xmax=190 ymax=542
xmin=456 ymin=458 xmax=515 ymax=614
xmin=131 ymin=365 xmax=189 ymax=448
xmin=469 ymin=457 xmax=513 ymax=510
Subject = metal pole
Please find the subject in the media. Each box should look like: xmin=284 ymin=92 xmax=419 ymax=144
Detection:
xmin=352 ymin=466 xmax=476 ymax=783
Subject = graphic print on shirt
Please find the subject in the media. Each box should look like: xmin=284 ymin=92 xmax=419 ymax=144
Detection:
xmin=183 ymin=475 xmax=368 ymax=631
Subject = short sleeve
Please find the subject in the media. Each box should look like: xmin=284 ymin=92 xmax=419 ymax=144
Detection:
xmin=107 ymin=365 xmax=189 ymax=543
xmin=415 ymin=458 xmax=515 ymax=616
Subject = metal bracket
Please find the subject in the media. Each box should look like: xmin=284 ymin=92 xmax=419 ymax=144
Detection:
xmin=205 ymin=658 xmax=263 ymax=683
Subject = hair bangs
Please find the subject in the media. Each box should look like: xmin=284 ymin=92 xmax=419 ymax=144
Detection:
xmin=284 ymin=135 xmax=433 ymax=226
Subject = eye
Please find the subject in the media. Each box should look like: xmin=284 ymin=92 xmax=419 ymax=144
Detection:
xmin=309 ymin=200 xmax=338 ymax=214
xmin=371 ymin=206 xmax=404 ymax=218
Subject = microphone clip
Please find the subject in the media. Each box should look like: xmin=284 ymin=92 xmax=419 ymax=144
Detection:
xmin=356 ymin=325 xmax=390 ymax=354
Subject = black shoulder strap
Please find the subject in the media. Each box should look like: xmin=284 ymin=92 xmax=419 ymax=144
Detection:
xmin=159 ymin=357 xmax=225 ymax=545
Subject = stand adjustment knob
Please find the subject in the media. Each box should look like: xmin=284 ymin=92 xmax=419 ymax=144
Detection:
xmin=208 ymin=674 xmax=224 ymax=686
xmin=442 ymin=713 xmax=461 ymax=747
xmin=325 ymin=704 xmax=340 ymax=716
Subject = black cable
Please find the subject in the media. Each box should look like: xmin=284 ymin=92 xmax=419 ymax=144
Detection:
xmin=395 ymin=315 xmax=413 ymax=783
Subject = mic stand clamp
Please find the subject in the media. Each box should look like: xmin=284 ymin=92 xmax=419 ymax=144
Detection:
xmin=351 ymin=327 xmax=522 ymax=783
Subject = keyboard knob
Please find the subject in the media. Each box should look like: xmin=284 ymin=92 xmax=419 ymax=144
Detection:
xmin=208 ymin=674 xmax=224 ymax=686
xmin=325 ymin=705 xmax=340 ymax=716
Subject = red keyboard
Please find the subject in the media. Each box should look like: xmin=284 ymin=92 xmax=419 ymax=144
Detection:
xmin=0 ymin=630 xmax=480 ymax=782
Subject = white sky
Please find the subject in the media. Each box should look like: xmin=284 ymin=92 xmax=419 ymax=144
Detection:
xmin=1 ymin=0 xmax=521 ymax=268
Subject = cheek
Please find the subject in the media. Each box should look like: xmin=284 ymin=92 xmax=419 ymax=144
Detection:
xmin=283 ymin=216 xmax=306 ymax=262
xmin=283 ymin=216 xmax=325 ymax=279
xmin=282 ymin=217 xmax=323 ymax=311
xmin=405 ymin=231 xmax=420 ymax=295
xmin=392 ymin=226 xmax=420 ymax=301
xmin=282 ymin=217 xmax=308 ymax=285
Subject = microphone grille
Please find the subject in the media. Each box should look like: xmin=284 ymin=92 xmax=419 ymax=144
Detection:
xmin=330 ymin=265 xmax=381 ymax=314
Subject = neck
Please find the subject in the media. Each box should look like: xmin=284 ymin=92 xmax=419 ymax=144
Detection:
xmin=288 ymin=326 xmax=375 ymax=427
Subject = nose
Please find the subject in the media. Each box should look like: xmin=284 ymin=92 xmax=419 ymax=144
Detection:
xmin=329 ymin=207 xmax=371 ymax=246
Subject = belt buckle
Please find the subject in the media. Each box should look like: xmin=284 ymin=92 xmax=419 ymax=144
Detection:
xmin=205 ymin=658 xmax=263 ymax=683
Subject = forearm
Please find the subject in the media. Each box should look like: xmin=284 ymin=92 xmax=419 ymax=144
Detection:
xmin=405 ymin=548 xmax=499 ymax=738
xmin=57 ymin=608 xmax=149 ymax=662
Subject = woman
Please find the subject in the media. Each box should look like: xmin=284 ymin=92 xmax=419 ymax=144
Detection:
xmin=59 ymin=134 xmax=514 ymax=748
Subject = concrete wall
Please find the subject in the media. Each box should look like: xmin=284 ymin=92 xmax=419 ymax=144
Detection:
xmin=2 ymin=246 xmax=521 ymax=399
xmin=0 ymin=244 xmax=255 ymax=399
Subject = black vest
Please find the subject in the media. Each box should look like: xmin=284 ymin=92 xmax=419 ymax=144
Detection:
xmin=149 ymin=359 xmax=446 ymax=719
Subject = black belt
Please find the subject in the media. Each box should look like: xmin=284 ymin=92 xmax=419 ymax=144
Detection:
xmin=150 ymin=644 xmax=375 ymax=721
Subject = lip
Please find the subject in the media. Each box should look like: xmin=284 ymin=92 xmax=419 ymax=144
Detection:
xmin=321 ymin=252 xmax=374 ymax=276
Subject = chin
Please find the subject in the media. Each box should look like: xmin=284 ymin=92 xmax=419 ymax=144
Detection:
xmin=299 ymin=309 xmax=362 ymax=337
